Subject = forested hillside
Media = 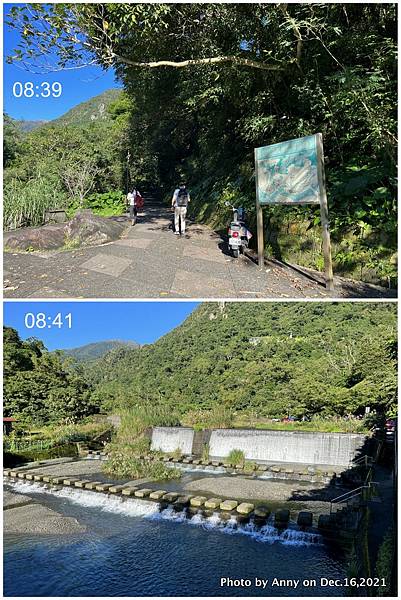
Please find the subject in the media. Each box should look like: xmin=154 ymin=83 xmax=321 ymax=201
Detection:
xmin=62 ymin=339 xmax=139 ymax=363
xmin=86 ymin=303 xmax=397 ymax=419
xmin=5 ymin=4 xmax=397 ymax=283
xmin=3 ymin=89 xmax=130 ymax=230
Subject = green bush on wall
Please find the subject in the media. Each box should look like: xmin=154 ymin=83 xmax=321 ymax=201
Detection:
xmin=67 ymin=191 xmax=126 ymax=218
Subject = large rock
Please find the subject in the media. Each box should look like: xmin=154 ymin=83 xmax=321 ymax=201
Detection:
xmin=4 ymin=224 xmax=66 ymax=251
xmin=4 ymin=210 xmax=127 ymax=252
xmin=64 ymin=210 xmax=126 ymax=247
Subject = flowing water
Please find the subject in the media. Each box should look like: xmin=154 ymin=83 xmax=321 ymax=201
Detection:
xmin=4 ymin=480 xmax=346 ymax=597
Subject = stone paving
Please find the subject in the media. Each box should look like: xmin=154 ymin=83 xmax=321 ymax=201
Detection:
xmin=4 ymin=200 xmax=394 ymax=299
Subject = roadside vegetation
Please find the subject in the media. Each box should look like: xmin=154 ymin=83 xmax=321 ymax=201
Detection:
xmin=4 ymin=4 xmax=397 ymax=285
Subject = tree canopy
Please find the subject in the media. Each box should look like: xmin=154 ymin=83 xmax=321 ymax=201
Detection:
xmin=5 ymin=3 xmax=397 ymax=284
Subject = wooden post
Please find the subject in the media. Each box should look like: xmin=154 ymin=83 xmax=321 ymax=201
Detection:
xmin=316 ymin=134 xmax=334 ymax=291
xmin=254 ymin=148 xmax=265 ymax=268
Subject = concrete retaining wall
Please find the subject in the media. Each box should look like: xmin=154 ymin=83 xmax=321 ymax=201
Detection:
xmin=150 ymin=426 xmax=369 ymax=467
xmin=209 ymin=429 xmax=367 ymax=467
xmin=151 ymin=427 xmax=194 ymax=454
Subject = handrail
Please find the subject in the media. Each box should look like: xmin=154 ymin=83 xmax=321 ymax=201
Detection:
xmin=330 ymin=480 xmax=380 ymax=513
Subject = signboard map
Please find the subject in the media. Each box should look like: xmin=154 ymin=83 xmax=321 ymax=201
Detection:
xmin=255 ymin=134 xmax=321 ymax=205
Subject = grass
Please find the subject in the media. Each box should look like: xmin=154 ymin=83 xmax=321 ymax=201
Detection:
xmin=232 ymin=415 xmax=371 ymax=434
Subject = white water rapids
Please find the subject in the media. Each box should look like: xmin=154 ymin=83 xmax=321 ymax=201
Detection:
xmin=6 ymin=479 xmax=323 ymax=546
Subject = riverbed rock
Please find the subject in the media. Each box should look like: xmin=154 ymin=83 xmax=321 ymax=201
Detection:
xmin=220 ymin=500 xmax=238 ymax=511
xmin=4 ymin=501 xmax=86 ymax=534
xmin=204 ymin=498 xmax=223 ymax=509
xmin=236 ymin=502 xmax=255 ymax=515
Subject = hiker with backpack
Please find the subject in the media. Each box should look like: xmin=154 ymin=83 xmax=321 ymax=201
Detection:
xmin=127 ymin=186 xmax=143 ymax=226
xmin=171 ymin=182 xmax=190 ymax=236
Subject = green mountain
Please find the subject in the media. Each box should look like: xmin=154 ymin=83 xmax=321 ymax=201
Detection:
xmin=15 ymin=119 xmax=49 ymax=132
xmin=63 ymin=339 xmax=139 ymax=363
xmin=89 ymin=303 xmax=397 ymax=418
xmin=52 ymin=88 xmax=122 ymax=127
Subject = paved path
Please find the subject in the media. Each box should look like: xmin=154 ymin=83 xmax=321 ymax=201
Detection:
xmin=3 ymin=199 xmax=396 ymax=299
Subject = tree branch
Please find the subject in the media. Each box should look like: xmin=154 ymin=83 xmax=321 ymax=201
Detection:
xmin=112 ymin=54 xmax=284 ymax=71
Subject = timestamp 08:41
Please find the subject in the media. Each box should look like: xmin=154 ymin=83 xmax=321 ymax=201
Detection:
xmin=13 ymin=82 xmax=62 ymax=98
xmin=24 ymin=313 xmax=72 ymax=330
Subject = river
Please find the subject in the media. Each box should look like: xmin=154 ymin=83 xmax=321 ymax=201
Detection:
xmin=4 ymin=480 xmax=346 ymax=597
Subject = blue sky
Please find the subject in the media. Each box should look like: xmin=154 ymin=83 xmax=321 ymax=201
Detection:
xmin=3 ymin=3 xmax=121 ymax=120
xmin=4 ymin=302 xmax=199 ymax=350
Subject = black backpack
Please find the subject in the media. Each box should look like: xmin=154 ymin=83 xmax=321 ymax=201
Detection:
xmin=176 ymin=188 xmax=189 ymax=207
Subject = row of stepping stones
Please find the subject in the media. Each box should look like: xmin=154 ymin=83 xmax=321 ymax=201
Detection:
xmin=84 ymin=452 xmax=336 ymax=480
xmin=4 ymin=468 xmax=315 ymax=528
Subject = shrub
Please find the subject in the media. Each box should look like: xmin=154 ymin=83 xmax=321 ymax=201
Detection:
xmin=103 ymin=448 xmax=181 ymax=481
xmin=201 ymin=443 xmax=210 ymax=462
xmin=227 ymin=448 xmax=245 ymax=467
xmin=4 ymin=176 xmax=67 ymax=230
xmin=171 ymin=447 xmax=182 ymax=460
xmin=66 ymin=191 xmax=126 ymax=218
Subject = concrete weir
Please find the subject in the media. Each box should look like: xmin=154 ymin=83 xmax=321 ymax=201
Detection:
xmin=151 ymin=427 xmax=369 ymax=467
xmin=151 ymin=427 xmax=195 ymax=455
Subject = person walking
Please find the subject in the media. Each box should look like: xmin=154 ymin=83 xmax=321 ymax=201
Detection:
xmin=127 ymin=186 xmax=142 ymax=226
xmin=171 ymin=182 xmax=190 ymax=236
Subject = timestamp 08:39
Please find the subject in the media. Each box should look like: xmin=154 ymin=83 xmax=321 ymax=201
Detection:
xmin=24 ymin=313 xmax=72 ymax=330
xmin=13 ymin=81 xmax=62 ymax=98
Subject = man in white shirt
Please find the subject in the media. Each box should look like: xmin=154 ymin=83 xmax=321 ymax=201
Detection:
xmin=171 ymin=182 xmax=190 ymax=236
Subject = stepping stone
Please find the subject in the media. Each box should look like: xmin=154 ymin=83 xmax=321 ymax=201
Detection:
xmin=275 ymin=509 xmax=290 ymax=524
xmin=175 ymin=495 xmax=193 ymax=507
xmin=95 ymin=483 xmax=113 ymax=492
xmin=211 ymin=461 xmax=222 ymax=467
xmin=63 ymin=478 xmax=79 ymax=486
xmin=3 ymin=469 xmax=11 ymax=477
xmin=254 ymin=506 xmax=270 ymax=519
xmin=51 ymin=477 xmax=64 ymax=484
xmin=108 ymin=485 xmax=125 ymax=493
xmin=149 ymin=490 xmax=167 ymax=500
xmin=297 ymin=511 xmax=313 ymax=527
xmin=84 ymin=481 xmax=103 ymax=490
xmin=162 ymin=456 xmax=171 ymax=462
xmin=237 ymin=503 xmax=255 ymax=515
xmin=271 ymin=466 xmax=280 ymax=473
xmin=204 ymin=498 xmax=223 ymax=509
xmin=34 ymin=474 xmax=44 ymax=482
xmin=192 ymin=459 xmax=201 ymax=465
xmin=162 ymin=492 xmax=180 ymax=502
xmin=17 ymin=472 xmax=26 ymax=479
xmin=256 ymin=465 xmax=268 ymax=471
xmin=182 ymin=458 xmax=192 ymax=464
xmin=25 ymin=473 xmax=35 ymax=480
xmin=220 ymin=500 xmax=238 ymax=511
xmin=10 ymin=470 xmax=19 ymax=477
xmin=42 ymin=476 xmax=52 ymax=483
xmin=75 ymin=480 xmax=92 ymax=488
xmin=190 ymin=496 xmax=208 ymax=507
xmin=134 ymin=488 xmax=152 ymax=498
xmin=121 ymin=486 xmax=138 ymax=496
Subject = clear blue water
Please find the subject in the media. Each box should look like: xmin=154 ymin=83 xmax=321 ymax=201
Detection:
xmin=4 ymin=481 xmax=346 ymax=597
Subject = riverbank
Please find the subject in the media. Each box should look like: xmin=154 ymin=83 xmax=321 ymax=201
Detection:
xmin=4 ymin=490 xmax=86 ymax=535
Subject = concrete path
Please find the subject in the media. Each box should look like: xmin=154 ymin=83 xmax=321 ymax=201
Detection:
xmin=3 ymin=199 xmax=395 ymax=299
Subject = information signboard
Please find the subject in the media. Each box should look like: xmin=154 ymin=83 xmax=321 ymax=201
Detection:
xmin=254 ymin=133 xmax=334 ymax=290
xmin=255 ymin=134 xmax=320 ymax=205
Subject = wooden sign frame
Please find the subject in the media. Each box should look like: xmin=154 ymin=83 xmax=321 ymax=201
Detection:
xmin=255 ymin=133 xmax=334 ymax=291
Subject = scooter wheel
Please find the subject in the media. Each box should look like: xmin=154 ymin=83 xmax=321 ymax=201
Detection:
xmin=233 ymin=249 xmax=239 ymax=258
